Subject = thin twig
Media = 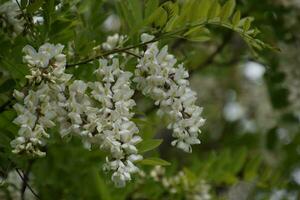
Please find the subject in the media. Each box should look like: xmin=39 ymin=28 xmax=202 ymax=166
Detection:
xmin=15 ymin=0 xmax=36 ymax=40
xmin=124 ymin=50 xmax=142 ymax=59
xmin=66 ymin=38 xmax=161 ymax=67
xmin=65 ymin=18 xmax=267 ymax=68
xmin=16 ymin=167 xmax=40 ymax=200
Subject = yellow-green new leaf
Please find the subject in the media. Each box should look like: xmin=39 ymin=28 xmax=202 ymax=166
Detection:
xmin=146 ymin=7 xmax=168 ymax=28
xmin=220 ymin=0 xmax=236 ymax=22
xmin=145 ymin=0 xmax=159 ymax=18
xmin=207 ymin=0 xmax=221 ymax=20
xmin=162 ymin=1 xmax=179 ymax=20
xmin=184 ymin=26 xmax=211 ymax=42
xmin=193 ymin=0 xmax=213 ymax=22
xmin=136 ymin=139 xmax=163 ymax=153
xmin=27 ymin=0 xmax=44 ymax=13
xmin=139 ymin=157 xmax=171 ymax=166
xmin=232 ymin=10 xmax=241 ymax=28
xmin=243 ymin=18 xmax=252 ymax=32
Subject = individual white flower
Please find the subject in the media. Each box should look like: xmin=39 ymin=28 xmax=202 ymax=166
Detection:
xmin=291 ymin=168 xmax=300 ymax=185
xmin=32 ymin=15 xmax=44 ymax=24
xmin=134 ymin=34 xmax=205 ymax=153
xmin=223 ymin=101 xmax=245 ymax=122
xmin=22 ymin=43 xmax=70 ymax=84
xmin=102 ymin=33 xmax=126 ymax=51
xmin=102 ymin=14 xmax=121 ymax=32
xmin=141 ymin=33 xmax=155 ymax=43
xmin=243 ymin=61 xmax=266 ymax=82
xmin=0 ymin=1 xmax=25 ymax=36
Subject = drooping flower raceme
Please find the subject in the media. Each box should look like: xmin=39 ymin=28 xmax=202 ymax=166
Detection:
xmin=134 ymin=34 xmax=205 ymax=153
xmin=11 ymin=43 xmax=72 ymax=156
xmin=90 ymin=59 xmax=142 ymax=187
xmin=11 ymin=42 xmax=142 ymax=187
xmin=11 ymin=32 xmax=206 ymax=186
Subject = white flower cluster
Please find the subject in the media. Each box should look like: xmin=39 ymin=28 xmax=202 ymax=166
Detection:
xmin=11 ymin=43 xmax=71 ymax=157
xmin=11 ymin=32 xmax=206 ymax=186
xmin=91 ymin=59 xmax=142 ymax=187
xmin=12 ymin=42 xmax=142 ymax=187
xmin=134 ymin=34 xmax=205 ymax=152
xmin=54 ymin=58 xmax=143 ymax=187
xmin=0 ymin=1 xmax=25 ymax=36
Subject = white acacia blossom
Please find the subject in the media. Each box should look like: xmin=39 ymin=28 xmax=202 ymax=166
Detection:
xmin=91 ymin=59 xmax=142 ymax=187
xmin=11 ymin=43 xmax=71 ymax=156
xmin=22 ymin=43 xmax=70 ymax=83
xmin=134 ymin=34 xmax=205 ymax=153
xmin=0 ymin=1 xmax=25 ymax=36
xmin=11 ymin=32 xmax=206 ymax=186
xmin=101 ymin=33 xmax=126 ymax=51
xmin=55 ymin=59 xmax=143 ymax=187
xmin=12 ymin=41 xmax=142 ymax=187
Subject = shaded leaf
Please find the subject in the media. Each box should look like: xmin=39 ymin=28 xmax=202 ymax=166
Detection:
xmin=137 ymin=139 xmax=163 ymax=153
xmin=139 ymin=157 xmax=171 ymax=166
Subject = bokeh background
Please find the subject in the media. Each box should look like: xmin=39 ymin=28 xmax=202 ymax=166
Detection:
xmin=0 ymin=0 xmax=300 ymax=199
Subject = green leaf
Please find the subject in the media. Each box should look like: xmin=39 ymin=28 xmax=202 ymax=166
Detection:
xmin=220 ymin=0 xmax=236 ymax=22
xmin=21 ymin=0 xmax=28 ymax=9
xmin=27 ymin=0 xmax=44 ymax=13
xmin=162 ymin=1 xmax=179 ymax=19
xmin=165 ymin=14 xmax=179 ymax=32
xmin=139 ymin=157 xmax=171 ymax=166
xmin=244 ymin=156 xmax=262 ymax=181
xmin=0 ymin=110 xmax=17 ymax=134
xmin=137 ymin=139 xmax=163 ymax=153
xmin=145 ymin=0 xmax=159 ymax=18
xmin=232 ymin=10 xmax=241 ymax=27
xmin=42 ymin=0 xmax=55 ymax=34
xmin=243 ymin=18 xmax=252 ymax=32
xmin=176 ymin=0 xmax=194 ymax=26
xmin=184 ymin=26 xmax=211 ymax=42
xmin=207 ymin=0 xmax=221 ymax=20
xmin=193 ymin=0 xmax=212 ymax=22
xmin=91 ymin=168 xmax=111 ymax=200
xmin=146 ymin=7 xmax=168 ymax=28
xmin=183 ymin=168 xmax=197 ymax=182
xmin=127 ymin=0 xmax=143 ymax=26
xmin=231 ymin=147 xmax=247 ymax=174
xmin=0 ymin=79 xmax=15 ymax=93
